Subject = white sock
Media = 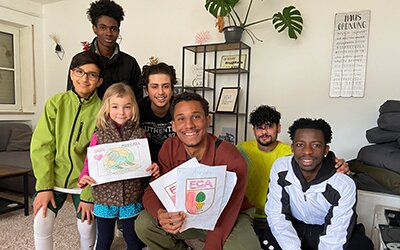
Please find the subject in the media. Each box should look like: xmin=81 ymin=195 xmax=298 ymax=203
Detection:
xmin=77 ymin=218 xmax=96 ymax=250
xmin=33 ymin=208 xmax=56 ymax=250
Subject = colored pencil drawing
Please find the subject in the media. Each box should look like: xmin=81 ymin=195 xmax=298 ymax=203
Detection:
xmin=101 ymin=147 xmax=140 ymax=174
xmin=87 ymin=139 xmax=152 ymax=185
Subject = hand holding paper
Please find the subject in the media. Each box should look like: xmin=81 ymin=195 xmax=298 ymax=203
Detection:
xmin=150 ymin=157 xmax=237 ymax=232
xmin=147 ymin=162 xmax=160 ymax=178
xmin=78 ymin=175 xmax=97 ymax=188
xmin=157 ymin=209 xmax=187 ymax=234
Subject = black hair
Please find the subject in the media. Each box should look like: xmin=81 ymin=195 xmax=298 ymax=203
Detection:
xmin=288 ymin=118 xmax=332 ymax=144
xmin=69 ymin=51 xmax=105 ymax=77
xmin=142 ymin=62 xmax=177 ymax=89
xmin=249 ymin=105 xmax=281 ymax=126
xmin=87 ymin=0 xmax=125 ymax=26
xmin=171 ymin=92 xmax=209 ymax=117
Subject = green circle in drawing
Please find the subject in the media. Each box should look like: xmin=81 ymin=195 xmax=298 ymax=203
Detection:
xmin=196 ymin=191 xmax=206 ymax=202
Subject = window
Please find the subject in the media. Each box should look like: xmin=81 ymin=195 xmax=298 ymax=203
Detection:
xmin=0 ymin=23 xmax=21 ymax=111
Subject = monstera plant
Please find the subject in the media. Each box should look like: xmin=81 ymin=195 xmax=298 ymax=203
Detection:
xmin=205 ymin=0 xmax=303 ymax=43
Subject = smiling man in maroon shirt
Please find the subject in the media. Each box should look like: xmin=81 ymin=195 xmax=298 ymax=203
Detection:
xmin=135 ymin=92 xmax=261 ymax=250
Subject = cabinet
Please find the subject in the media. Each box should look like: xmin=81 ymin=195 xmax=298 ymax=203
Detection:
xmin=181 ymin=42 xmax=251 ymax=144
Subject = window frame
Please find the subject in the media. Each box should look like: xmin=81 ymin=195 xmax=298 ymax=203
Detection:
xmin=0 ymin=22 xmax=21 ymax=111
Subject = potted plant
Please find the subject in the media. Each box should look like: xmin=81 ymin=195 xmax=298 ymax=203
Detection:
xmin=205 ymin=0 xmax=303 ymax=43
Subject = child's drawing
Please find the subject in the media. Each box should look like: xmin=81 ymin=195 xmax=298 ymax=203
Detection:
xmin=150 ymin=159 xmax=237 ymax=232
xmin=87 ymin=139 xmax=151 ymax=185
xmin=185 ymin=177 xmax=216 ymax=214
xmin=150 ymin=157 xmax=200 ymax=212
xmin=102 ymin=147 xmax=140 ymax=174
xmin=176 ymin=166 xmax=226 ymax=231
xmin=164 ymin=182 xmax=177 ymax=205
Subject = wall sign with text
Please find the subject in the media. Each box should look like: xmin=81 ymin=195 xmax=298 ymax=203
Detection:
xmin=220 ymin=55 xmax=247 ymax=69
xmin=329 ymin=10 xmax=370 ymax=98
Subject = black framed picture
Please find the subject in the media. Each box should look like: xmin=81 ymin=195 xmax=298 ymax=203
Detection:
xmin=216 ymin=87 xmax=240 ymax=113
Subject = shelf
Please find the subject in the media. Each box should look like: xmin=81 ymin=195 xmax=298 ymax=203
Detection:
xmin=205 ymin=68 xmax=248 ymax=74
xmin=182 ymin=86 xmax=214 ymax=91
xmin=211 ymin=111 xmax=247 ymax=116
xmin=184 ymin=42 xmax=250 ymax=53
xmin=182 ymin=42 xmax=250 ymax=144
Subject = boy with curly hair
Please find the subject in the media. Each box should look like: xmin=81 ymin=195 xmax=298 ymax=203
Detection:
xmin=237 ymin=106 xmax=350 ymax=249
xmin=67 ymin=0 xmax=142 ymax=100
xmin=265 ymin=118 xmax=373 ymax=249
xmin=139 ymin=62 xmax=177 ymax=162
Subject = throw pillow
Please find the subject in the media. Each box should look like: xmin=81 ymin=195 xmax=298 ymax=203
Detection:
xmin=6 ymin=127 xmax=32 ymax=151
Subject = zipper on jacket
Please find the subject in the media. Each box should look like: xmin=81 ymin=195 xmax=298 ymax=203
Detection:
xmin=76 ymin=122 xmax=84 ymax=142
xmin=65 ymin=102 xmax=82 ymax=188
xmin=304 ymin=194 xmax=307 ymax=201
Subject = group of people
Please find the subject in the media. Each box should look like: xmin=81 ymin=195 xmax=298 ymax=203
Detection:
xmin=238 ymin=107 xmax=373 ymax=249
xmin=30 ymin=0 xmax=373 ymax=249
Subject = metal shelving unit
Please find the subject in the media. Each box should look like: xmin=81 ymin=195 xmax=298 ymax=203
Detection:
xmin=181 ymin=42 xmax=251 ymax=144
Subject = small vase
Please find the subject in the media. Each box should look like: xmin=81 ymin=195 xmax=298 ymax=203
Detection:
xmin=223 ymin=26 xmax=244 ymax=43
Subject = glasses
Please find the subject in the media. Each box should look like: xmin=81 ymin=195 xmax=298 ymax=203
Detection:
xmin=97 ymin=24 xmax=119 ymax=33
xmin=72 ymin=68 xmax=100 ymax=81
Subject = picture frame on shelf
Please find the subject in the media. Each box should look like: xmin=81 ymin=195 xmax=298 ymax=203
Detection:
xmin=218 ymin=127 xmax=236 ymax=144
xmin=220 ymin=55 xmax=247 ymax=69
xmin=191 ymin=64 xmax=209 ymax=87
xmin=216 ymin=87 xmax=240 ymax=113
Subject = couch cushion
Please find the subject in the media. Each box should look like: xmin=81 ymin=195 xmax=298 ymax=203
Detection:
xmin=0 ymin=151 xmax=32 ymax=171
xmin=366 ymin=126 xmax=400 ymax=144
xmin=0 ymin=123 xmax=31 ymax=151
xmin=357 ymin=143 xmax=400 ymax=174
xmin=6 ymin=127 xmax=32 ymax=151
xmin=378 ymin=112 xmax=400 ymax=132
xmin=350 ymin=159 xmax=400 ymax=194
xmin=379 ymin=100 xmax=400 ymax=113
xmin=0 ymin=126 xmax=11 ymax=152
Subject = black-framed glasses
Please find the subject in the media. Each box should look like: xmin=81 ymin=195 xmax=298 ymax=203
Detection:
xmin=72 ymin=68 xmax=100 ymax=81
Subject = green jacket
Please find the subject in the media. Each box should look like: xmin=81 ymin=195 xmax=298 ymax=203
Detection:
xmin=31 ymin=90 xmax=101 ymax=202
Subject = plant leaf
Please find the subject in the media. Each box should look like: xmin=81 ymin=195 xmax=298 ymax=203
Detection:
xmin=272 ymin=6 xmax=303 ymax=39
xmin=205 ymin=0 xmax=239 ymax=18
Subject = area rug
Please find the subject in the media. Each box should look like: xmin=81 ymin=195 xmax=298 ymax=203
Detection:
xmin=0 ymin=191 xmax=126 ymax=250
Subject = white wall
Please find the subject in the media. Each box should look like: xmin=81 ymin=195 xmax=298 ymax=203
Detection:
xmin=0 ymin=0 xmax=45 ymax=125
xmin=2 ymin=0 xmax=400 ymax=160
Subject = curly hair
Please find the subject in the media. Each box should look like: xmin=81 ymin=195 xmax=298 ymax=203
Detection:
xmin=288 ymin=118 xmax=332 ymax=144
xmin=249 ymin=105 xmax=281 ymax=127
xmin=171 ymin=92 xmax=209 ymax=118
xmin=142 ymin=62 xmax=177 ymax=89
xmin=87 ymin=0 xmax=125 ymax=26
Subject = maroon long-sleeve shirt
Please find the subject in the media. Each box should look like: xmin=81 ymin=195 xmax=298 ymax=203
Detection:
xmin=143 ymin=133 xmax=252 ymax=250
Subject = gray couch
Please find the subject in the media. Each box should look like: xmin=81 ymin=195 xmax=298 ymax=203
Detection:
xmin=0 ymin=122 xmax=35 ymax=194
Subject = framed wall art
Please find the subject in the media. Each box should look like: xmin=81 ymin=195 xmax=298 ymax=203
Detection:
xmin=216 ymin=87 xmax=240 ymax=113
xmin=220 ymin=55 xmax=247 ymax=69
